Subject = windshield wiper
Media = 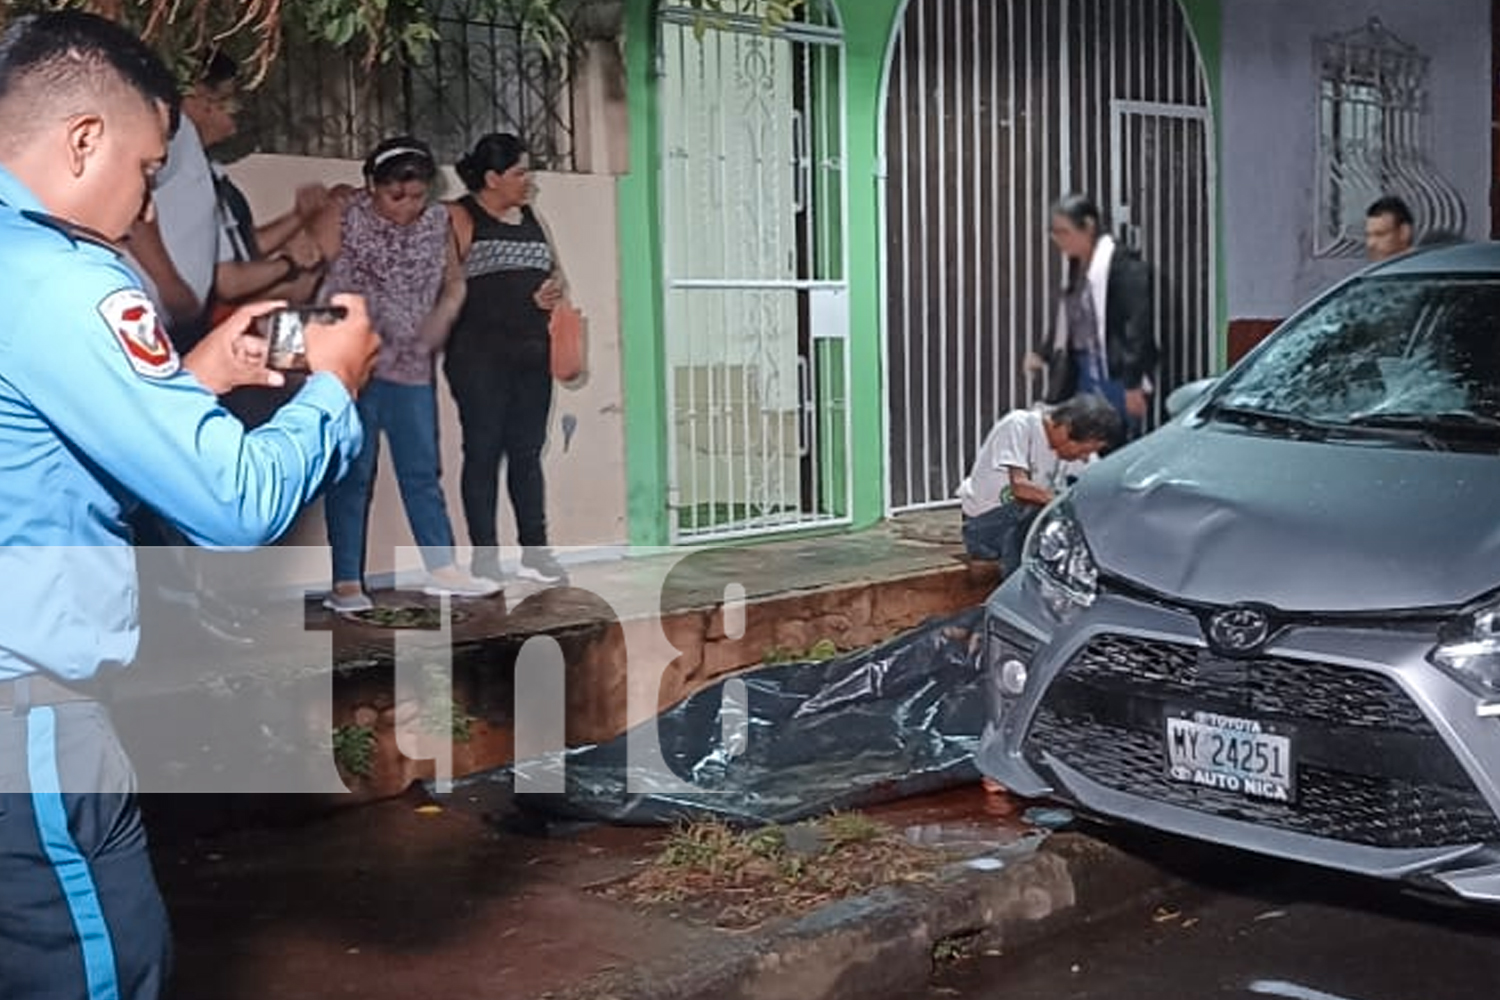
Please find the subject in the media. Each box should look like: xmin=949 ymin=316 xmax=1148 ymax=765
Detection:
xmin=1345 ymin=412 xmax=1500 ymax=451
xmin=1206 ymin=404 xmax=1335 ymax=439
xmin=1210 ymin=404 xmax=1446 ymax=450
xmin=1348 ymin=410 xmax=1500 ymax=435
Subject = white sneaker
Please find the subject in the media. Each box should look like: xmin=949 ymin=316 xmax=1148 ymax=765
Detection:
xmin=422 ymin=568 xmax=503 ymax=598
xmin=516 ymin=548 xmax=570 ymax=586
xmin=323 ymin=589 xmax=374 ymax=614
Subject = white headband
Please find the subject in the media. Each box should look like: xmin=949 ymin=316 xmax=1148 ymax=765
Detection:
xmin=371 ymin=146 xmax=431 ymax=169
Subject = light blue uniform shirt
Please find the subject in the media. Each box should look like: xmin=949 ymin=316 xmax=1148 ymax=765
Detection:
xmin=0 ymin=165 xmax=363 ymax=683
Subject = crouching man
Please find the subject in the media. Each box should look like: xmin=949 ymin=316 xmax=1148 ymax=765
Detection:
xmin=957 ymin=394 xmax=1121 ymax=573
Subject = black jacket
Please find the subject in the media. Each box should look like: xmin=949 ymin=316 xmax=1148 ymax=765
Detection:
xmin=1041 ymin=247 xmax=1157 ymax=402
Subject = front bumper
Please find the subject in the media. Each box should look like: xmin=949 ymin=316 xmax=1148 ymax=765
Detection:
xmin=977 ymin=570 xmax=1500 ymax=902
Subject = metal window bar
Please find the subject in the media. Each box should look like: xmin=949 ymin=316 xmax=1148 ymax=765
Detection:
xmin=239 ymin=0 xmax=575 ymax=170
xmin=1313 ymin=17 xmax=1465 ymax=257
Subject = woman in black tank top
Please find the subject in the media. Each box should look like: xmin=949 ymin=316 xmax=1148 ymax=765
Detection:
xmin=445 ymin=134 xmax=569 ymax=585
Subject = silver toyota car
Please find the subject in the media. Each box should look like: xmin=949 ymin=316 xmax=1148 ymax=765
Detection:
xmin=978 ymin=242 xmax=1500 ymax=901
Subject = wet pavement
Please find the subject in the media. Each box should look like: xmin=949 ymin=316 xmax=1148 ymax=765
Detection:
xmin=913 ymin=841 xmax=1500 ymax=1000
xmin=150 ymin=784 xmax=1039 ymax=1000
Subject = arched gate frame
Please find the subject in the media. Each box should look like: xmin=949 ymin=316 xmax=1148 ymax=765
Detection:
xmin=880 ymin=0 xmax=1218 ymax=512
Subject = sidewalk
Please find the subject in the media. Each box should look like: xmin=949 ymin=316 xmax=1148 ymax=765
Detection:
xmin=121 ymin=511 xmax=1000 ymax=813
xmin=156 ymin=787 xmax=686 ymax=1000
xmin=154 ymin=784 xmax=1179 ymax=1000
xmin=143 ymin=513 xmax=1182 ymax=1000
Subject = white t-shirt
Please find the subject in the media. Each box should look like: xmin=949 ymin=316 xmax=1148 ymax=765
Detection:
xmin=956 ymin=407 xmax=1094 ymax=517
xmin=1087 ymin=234 xmax=1115 ymax=359
xmin=151 ymin=117 xmax=219 ymax=306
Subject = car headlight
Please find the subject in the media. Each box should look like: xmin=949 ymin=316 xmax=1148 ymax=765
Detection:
xmin=1024 ymin=502 xmax=1099 ymax=607
xmin=1430 ymin=605 xmax=1500 ymax=697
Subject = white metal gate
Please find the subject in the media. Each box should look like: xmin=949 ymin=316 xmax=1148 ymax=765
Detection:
xmin=658 ymin=0 xmax=851 ymax=542
xmin=882 ymin=0 xmax=1216 ymax=512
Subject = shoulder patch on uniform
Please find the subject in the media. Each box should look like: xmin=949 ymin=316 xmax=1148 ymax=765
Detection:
xmin=97 ymin=289 xmax=180 ymax=379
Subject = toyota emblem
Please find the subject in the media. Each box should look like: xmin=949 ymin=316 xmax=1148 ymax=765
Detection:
xmin=1207 ymin=606 xmax=1272 ymax=655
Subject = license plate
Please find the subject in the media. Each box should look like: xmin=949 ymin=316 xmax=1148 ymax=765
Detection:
xmin=1165 ymin=710 xmax=1295 ymax=803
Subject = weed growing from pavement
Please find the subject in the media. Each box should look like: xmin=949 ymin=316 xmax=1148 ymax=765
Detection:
xmin=597 ymin=813 xmax=950 ymax=930
xmin=822 ymin=811 xmax=885 ymax=849
xmin=761 ymin=637 xmax=841 ymax=665
xmin=409 ymin=660 xmax=476 ymax=744
xmin=418 ymin=696 xmax=476 ymax=744
xmin=332 ymin=723 xmax=377 ymax=778
xmin=932 ymin=935 xmax=973 ymax=964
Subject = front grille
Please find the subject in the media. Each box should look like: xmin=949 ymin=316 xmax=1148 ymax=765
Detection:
xmin=1027 ymin=635 xmax=1500 ymax=850
xmin=1065 ymin=634 xmax=1431 ymax=732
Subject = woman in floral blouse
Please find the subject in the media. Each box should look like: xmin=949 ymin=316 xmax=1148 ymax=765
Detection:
xmin=314 ymin=136 xmax=499 ymax=612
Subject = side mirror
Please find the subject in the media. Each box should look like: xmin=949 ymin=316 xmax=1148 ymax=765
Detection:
xmin=1165 ymin=377 xmax=1219 ymax=419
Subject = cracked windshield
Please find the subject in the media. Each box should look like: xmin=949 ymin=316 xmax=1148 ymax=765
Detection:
xmin=1216 ymin=278 xmax=1500 ymax=438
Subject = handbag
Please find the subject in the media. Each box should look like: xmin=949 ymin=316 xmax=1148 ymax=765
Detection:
xmin=549 ymin=301 xmax=585 ymax=383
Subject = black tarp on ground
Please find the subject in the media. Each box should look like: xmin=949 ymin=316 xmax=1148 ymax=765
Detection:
xmin=445 ymin=608 xmax=991 ymax=826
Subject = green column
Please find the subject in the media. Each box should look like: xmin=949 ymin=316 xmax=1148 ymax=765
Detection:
xmin=837 ymin=0 xmax=906 ymax=529
xmin=1179 ymin=0 xmax=1228 ymax=368
xmin=620 ymin=0 xmax=671 ymax=546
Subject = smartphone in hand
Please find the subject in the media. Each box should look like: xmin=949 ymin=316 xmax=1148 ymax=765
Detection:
xmin=253 ymin=305 xmax=349 ymax=372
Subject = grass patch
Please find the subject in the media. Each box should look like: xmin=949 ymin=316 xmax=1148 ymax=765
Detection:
xmin=332 ymin=723 xmax=376 ymax=778
xmin=596 ymin=813 xmax=950 ymax=930
xmin=762 ymin=637 xmax=842 ymax=665
xmin=418 ymin=697 xmax=476 ymax=744
xmin=350 ymin=604 xmax=473 ymax=629
xmin=932 ymin=931 xmax=981 ymax=966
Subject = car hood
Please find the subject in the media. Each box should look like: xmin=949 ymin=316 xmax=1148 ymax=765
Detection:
xmin=1073 ymin=423 xmax=1500 ymax=612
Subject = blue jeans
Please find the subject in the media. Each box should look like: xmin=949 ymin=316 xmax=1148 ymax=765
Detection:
xmin=325 ymin=379 xmax=456 ymax=584
xmin=963 ymin=502 xmax=1042 ymax=571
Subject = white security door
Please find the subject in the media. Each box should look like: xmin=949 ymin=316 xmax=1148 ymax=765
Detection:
xmin=658 ymin=0 xmax=850 ymax=541
xmin=882 ymin=0 xmax=1216 ymax=512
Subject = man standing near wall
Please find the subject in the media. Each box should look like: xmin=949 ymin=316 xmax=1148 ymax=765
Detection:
xmin=1365 ymin=195 xmax=1415 ymax=262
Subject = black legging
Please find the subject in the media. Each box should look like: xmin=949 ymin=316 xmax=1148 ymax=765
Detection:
xmin=449 ymin=366 xmax=554 ymax=551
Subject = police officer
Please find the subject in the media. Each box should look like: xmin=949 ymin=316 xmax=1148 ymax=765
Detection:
xmin=0 ymin=13 xmax=378 ymax=1000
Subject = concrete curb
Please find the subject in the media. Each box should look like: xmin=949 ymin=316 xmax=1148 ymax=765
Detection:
xmin=562 ymin=830 xmax=1180 ymax=1000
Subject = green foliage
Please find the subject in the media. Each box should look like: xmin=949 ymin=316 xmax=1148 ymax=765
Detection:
xmin=679 ymin=0 xmax=806 ymax=34
xmin=420 ymin=697 xmax=476 ymax=743
xmin=0 ymin=0 xmax=807 ymax=86
xmin=407 ymin=659 xmax=475 ymax=744
xmin=659 ymin=818 xmax=745 ymax=872
xmin=332 ymin=723 xmax=377 ymax=778
xmin=502 ymin=0 xmax=572 ymax=61
xmin=0 ymin=0 xmax=577 ymax=85
xmin=806 ymin=637 xmax=839 ymax=661
xmin=762 ymin=636 xmax=841 ymax=665
xmin=821 ymin=810 xmax=884 ymax=849
xmin=932 ymin=936 xmax=971 ymax=964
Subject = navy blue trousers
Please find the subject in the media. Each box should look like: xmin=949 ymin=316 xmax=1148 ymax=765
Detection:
xmin=0 ymin=698 xmax=171 ymax=1000
xmin=1073 ymin=349 xmax=1143 ymax=440
xmin=962 ymin=502 xmax=1043 ymax=571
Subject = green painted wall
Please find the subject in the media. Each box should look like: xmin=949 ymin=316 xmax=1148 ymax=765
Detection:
xmin=620 ymin=0 xmax=670 ymax=545
xmin=1179 ymin=0 xmax=1228 ymax=367
xmin=836 ymin=0 xmax=908 ymax=531
xmin=620 ymin=0 xmax=1225 ymax=544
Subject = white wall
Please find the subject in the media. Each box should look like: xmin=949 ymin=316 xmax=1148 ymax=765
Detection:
xmin=1220 ymin=0 xmax=1491 ymax=317
xmin=219 ymin=155 xmax=628 ymax=591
